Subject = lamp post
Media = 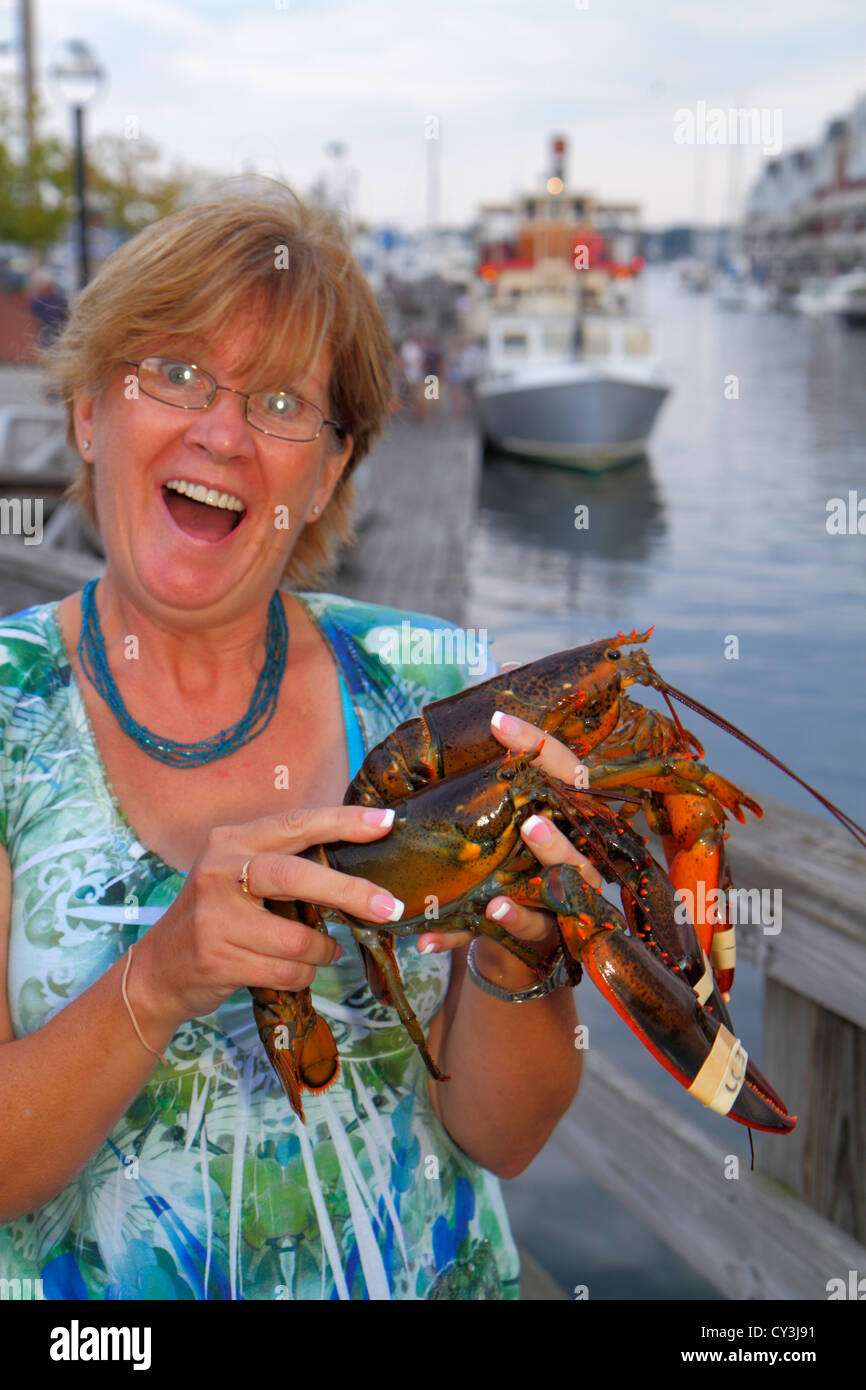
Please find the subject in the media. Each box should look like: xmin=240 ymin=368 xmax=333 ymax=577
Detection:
xmin=49 ymin=39 xmax=106 ymax=290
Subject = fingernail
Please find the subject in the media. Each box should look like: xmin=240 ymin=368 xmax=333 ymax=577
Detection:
xmin=522 ymin=814 xmax=552 ymax=844
xmin=371 ymin=891 xmax=404 ymax=922
xmin=488 ymin=898 xmax=513 ymax=922
xmin=420 ymin=942 xmax=438 ymax=954
xmin=363 ymin=807 xmax=395 ymax=828
xmin=491 ymin=710 xmax=516 ymax=734
xmin=333 ymin=943 xmax=343 ymax=963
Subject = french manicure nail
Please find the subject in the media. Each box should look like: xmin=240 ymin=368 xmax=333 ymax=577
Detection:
xmin=489 ymin=899 xmax=512 ymax=922
xmin=420 ymin=942 xmax=438 ymax=954
xmin=371 ymin=891 xmax=404 ymax=922
xmin=491 ymin=710 xmax=516 ymax=733
xmin=363 ymin=807 xmax=395 ymax=828
xmin=523 ymin=814 xmax=551 ymax=844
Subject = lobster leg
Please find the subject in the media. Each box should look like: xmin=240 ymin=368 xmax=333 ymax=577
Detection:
xmin=585 ymin=753 xmax=762 ymax=824
xmin=352 ymin=927 xmax=450 ymax=1081
xmin=350 ymin=896 xmax=552 ymax=1085
xmin=508 ymin=865 xmax=795 ymax=1133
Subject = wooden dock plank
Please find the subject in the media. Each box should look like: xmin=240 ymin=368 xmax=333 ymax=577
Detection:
xmin=726 ymin=793 xmax=866 ymax=1030
xmin=552 ymin=1051 xmax=866 ymax=1300
xmin=334 ymin=414 xmax=481 ymax=625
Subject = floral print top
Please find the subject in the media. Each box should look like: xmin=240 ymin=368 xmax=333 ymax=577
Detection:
xmin=0 ymin=593 xmax=519 ymax=1300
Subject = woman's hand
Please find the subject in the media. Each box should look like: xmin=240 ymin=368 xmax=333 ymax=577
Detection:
xmin=422 ymin=709 xmax=592 ymax=1172
xmin=131 ymin=805 xmax=403 ymax=1031
xmin=415 ymin=711 xmax=603 ymax=968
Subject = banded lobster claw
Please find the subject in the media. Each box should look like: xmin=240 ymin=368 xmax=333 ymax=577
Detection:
xmin=511 ymin=863 xmax=796 ymax=1134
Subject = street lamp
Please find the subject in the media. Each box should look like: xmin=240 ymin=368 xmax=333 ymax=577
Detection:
xmin=49 ymin=39 xmax=106 ymax=290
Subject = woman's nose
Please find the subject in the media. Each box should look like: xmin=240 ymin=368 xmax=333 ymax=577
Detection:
xmin=182 ymin=387 xmax=257 ymax=459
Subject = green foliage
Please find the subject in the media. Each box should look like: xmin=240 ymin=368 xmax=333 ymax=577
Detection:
xmin=0 ymin=101 xmax=71 ymax=250
xmin=0 ymin=100 xmax=194 ymax=254
xmin=87 ymin=131 xmax=190 ymax=235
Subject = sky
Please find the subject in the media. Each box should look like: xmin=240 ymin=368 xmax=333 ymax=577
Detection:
xmin=2 ymin=0 xmax=865 ymax=231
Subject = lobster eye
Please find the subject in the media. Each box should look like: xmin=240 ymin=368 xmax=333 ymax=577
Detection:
xmin=605 ymin=647 xmax=621 ymax=661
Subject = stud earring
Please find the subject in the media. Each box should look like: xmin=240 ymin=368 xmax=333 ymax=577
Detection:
xmin=82 ymin=440 xmax=90 ymax=449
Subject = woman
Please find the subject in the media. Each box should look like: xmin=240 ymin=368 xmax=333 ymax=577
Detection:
xmin=0 ymin=184 xmax=593 ymax=1300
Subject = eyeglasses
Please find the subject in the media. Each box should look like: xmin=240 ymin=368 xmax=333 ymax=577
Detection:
xmin=123 ymin=357 xmax=345 ymax=443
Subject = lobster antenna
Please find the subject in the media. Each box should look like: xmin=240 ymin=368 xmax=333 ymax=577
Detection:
xmin=658 ymin=680 xmax=866 ymax=850
xmin=575 ymin=786 xmax=644 ymax=808
xmin=661 ymin=688 xmax=703 ymax=757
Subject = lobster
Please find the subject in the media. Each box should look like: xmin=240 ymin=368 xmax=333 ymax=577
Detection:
xmin=250 ymin=629 xmax=866 ymax=1130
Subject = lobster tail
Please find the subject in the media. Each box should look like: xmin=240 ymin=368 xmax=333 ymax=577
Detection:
xmin=250 ymin=985 xmax=340 ymax=1124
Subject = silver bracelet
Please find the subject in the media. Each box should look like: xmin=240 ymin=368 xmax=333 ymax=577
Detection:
xmin=466 ymin=937 xmax=571 ymax=1003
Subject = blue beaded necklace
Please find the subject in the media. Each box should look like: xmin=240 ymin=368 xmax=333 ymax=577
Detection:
xmin=78 ymin=578 xmax=289 ymax=768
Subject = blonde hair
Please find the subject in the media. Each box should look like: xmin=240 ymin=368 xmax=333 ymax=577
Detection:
xmin=42 ymin=179 xmax=394 ymax=587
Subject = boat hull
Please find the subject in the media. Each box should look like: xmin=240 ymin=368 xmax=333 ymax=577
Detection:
xmin=476 ymin=372 xmax=670 ymax=471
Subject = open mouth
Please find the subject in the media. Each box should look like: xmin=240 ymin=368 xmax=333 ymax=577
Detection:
xmin=161 ymin=479 xmax=246 ymax=542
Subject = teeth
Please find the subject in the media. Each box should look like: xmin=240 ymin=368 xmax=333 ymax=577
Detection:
xmin=164 ymin=479 xmax=245 ymax=512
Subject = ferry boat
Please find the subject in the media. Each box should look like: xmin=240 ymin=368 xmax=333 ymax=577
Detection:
xmin=476 ymin=304 xmax=669 ymax=470
xmin=463 ymin=137 xmax=670 ymax=471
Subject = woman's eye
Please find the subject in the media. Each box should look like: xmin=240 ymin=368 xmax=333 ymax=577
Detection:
xmin=264 ymin=392 xmax=300 ymax=417
xmin=164 ymin=362 xmax=197 ymax=386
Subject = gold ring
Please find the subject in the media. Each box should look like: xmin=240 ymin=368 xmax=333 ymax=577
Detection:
xmin=238 ymin=858 xmax=253 ymax=896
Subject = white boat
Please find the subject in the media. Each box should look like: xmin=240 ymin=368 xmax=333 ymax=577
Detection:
xmin=714 ymin=278 xmax=773 ymax=313
xmin=825 ymin=269 xmax=866 ymax=327
xmin=463 ymin=136 xmax=672 ymax=470
xmin=475 ymin=307 xmax=670 ymax=471
xmin=792 ymin=278 xmax=835 ymax=317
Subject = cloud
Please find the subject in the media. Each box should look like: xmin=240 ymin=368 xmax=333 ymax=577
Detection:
xmin=31 ymin=0 xmax=866 ymax=229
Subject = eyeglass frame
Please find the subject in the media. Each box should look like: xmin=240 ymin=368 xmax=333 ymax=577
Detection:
xmin=122 ymin=358 xmax=346 ymax=444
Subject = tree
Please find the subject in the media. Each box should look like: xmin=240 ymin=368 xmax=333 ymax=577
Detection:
xmin=0 ymin=99 xmax=72 ymax=251
xmin=87 ymin=131 xmax=190 ymax=236
xmin=0 ymin=99 xmax=196 ymax=255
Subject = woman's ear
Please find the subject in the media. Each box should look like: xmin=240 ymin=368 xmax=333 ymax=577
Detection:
xmin=309 ymin=431 xmax=354 ymax=519
xmin=72 ymin=388 xmax=98 ymax=457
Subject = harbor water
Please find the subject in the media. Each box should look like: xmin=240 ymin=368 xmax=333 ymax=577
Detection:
xmin=469 ymin=268 xmax=866 ymax=1298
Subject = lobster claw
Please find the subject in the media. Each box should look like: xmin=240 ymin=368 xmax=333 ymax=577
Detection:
xmin=517 ymin=866 xmax=795 ymax=1134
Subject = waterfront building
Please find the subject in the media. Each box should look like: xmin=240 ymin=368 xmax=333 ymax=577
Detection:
xmin=742 ymin=94 xmax=866 ymax=285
